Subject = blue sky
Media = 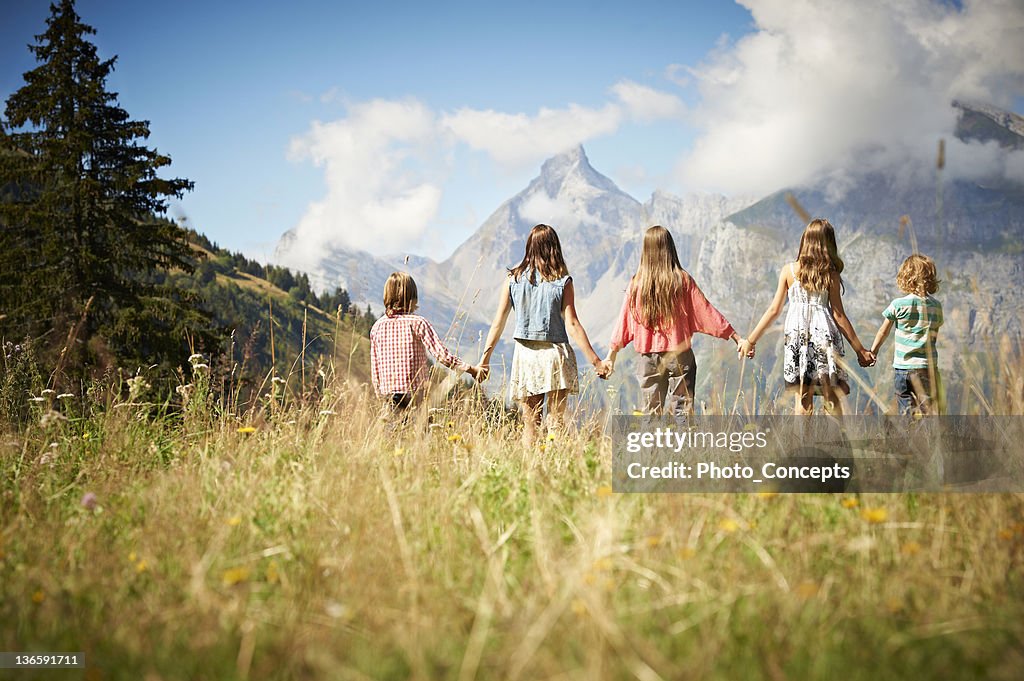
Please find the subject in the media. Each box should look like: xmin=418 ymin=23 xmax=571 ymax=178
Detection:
xmin=3 ymin=0 xmax=1023 ymax=265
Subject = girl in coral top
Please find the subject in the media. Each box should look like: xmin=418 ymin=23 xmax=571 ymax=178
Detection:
xmin=603 ymin=225 xmax=744 ymax=415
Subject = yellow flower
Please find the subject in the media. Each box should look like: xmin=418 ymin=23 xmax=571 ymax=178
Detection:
xmin=719 ymin=518 xmax=740 ymax=533
xmin=221 ymin=567 xmax=251 ymax=586
xmin=677 ymin=547 xmax=696 ymax=560
xmin=135 ymin=560 xmax=148 ymax=573
xmin=447 ymin=434 xmax=462 ymax=443
xmin=446 ymin=420 xmax=456 ymax=429
xmin=266 ymin=560 xmax=280 ymax=584
xmin=596 ymin=485 xmax=613 ymax=499
xmin=32 ymin=590 xmax=45 ymax=604
xmin=632 ymin=410 xmax=645 ymax=416
xmin=840 ymin=497 xmax=860 ymax=509
xmin=645 ymin=535 xmax=663 ymax=547
xmin=861 ymin=507 xmax=888 ymax=524
xmin=538 ymin=443 xmax=547 ymax=452
xmin=393 ymin=446 xmax=405 ymax=456
xmin=236 ymin=426 xmax=257 ymax=434
xmin=82 ymin=432 xmax=91 ymax=440
xmin=226 ymin=516 xmax=242 ymax=527
xmin=128 ymin=551 xmax=137 ymax=563
xmin=998 ymin=529 xmax=1015 ymax=541
xmin=901 ymin=541 xmax=922 ymax=555
xmin=546 ymin=432 xmax=557 ymax=442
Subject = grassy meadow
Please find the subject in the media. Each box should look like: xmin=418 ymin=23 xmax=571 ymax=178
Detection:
xmin=2 ymin=345 xmax=1024 ymax=681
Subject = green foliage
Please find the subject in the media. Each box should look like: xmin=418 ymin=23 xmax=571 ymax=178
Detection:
xmin=0 ymin=0 xmax=214 ymax=380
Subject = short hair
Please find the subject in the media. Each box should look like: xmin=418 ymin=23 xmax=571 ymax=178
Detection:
xmin=383 ymin=272 xmax=418 ymax=315
xmin=896 ymin=254 xmax=939 ymax=296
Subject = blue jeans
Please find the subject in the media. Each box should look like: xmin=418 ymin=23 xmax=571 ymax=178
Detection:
xmin=894 ymin=368 xmax=934 ymax=415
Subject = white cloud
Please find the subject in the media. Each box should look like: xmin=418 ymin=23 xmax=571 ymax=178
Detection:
xmin=678 ymin=0 xmax=1024 ymax=196
xmin=283 ymin=99 xmax=444 ymax=266
xmin=611 ymin=80 xmax=687 ymax=122
xmin=441 ymin=103 xmax=623 ymax=167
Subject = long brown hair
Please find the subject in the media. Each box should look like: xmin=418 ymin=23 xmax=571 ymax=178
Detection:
xmin=629 ymin=225 xmax=688 ymax=330
xmin=509 ymin=224 xmax=570 ymax=284
xmin=796 ymin=218 xmax=844 ymax=293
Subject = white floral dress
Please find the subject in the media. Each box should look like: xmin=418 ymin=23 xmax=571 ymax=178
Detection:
xmin=782 ymin=264 xmax=850 ymax=394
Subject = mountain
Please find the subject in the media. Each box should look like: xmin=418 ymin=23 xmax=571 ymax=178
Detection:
xmin=272 ymin=101 xmax=1024 ymax=407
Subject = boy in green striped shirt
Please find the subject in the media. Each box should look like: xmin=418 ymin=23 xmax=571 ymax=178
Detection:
xmin=869 ymin=254 xmax=943 ymax=415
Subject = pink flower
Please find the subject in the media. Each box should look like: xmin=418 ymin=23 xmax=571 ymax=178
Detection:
xmin=81 ymin=492 xmax=98 ymax=511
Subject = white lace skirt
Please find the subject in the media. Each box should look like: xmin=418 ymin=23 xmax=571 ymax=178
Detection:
xmin=508 ymin=339 xmax=579 ymax=401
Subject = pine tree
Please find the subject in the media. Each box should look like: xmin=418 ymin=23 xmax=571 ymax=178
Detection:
xmin=0 ymin=0 xmax=215 ymax=378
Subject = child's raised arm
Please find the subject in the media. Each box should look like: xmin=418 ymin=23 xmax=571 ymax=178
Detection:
xmin=561 ymin=279 xmax=607 ymax=377
xmin=827 ymin=275 xmax=873 ymax=366
xmin=478 ymin=277 xmax=513 ymax=382
xmin=743 ymin=266 xmax=790 ymax=358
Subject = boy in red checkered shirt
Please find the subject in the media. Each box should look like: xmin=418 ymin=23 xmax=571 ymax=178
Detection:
xmin=370 ymin=272 xmax=484 ymax=409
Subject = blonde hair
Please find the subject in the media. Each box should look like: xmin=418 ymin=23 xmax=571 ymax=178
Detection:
xmin=509 ymin=224 xmax=570 ymax=284
xmin=382 ymin=272 xmax=418 ymax=316
xmin=796 ymin=218 xmax=844 ymax=293
xmin=629 ymin=225 xmax=688 ymax=330
xmin=897 ymin=254 xmax=939 ymax=296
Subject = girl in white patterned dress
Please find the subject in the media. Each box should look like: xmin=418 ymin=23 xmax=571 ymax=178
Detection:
xmin=739 ymin=218 xmax=874 ymax=414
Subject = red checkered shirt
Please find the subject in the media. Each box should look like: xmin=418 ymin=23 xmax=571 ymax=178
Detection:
xmin=370 ymin=313 xmax=469 ymax=395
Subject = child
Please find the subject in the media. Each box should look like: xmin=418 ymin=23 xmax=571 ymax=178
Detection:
xmin=603 ymin=225 xmax=744 ymax=415
xmin=370 ymin=272 xmax=483 ymax=409
xmin=478 ymin=224 xmax=607 ymax=445
xmin=869 ymin=254 xmax=943 ymax=415
xmin=742 ymin=218 xmax=873 ymax=415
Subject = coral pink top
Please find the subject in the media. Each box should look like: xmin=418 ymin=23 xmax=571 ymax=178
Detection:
xmin=609 ymin=274 xmax=736 ymax=354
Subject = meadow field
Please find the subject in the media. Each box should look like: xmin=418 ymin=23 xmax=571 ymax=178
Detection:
xmin=2 ymin=346 xmax=1024 ymax=681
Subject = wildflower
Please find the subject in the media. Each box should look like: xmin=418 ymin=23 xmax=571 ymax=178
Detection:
xmin=677 ymin=547 xmax=696 ymax=560
xmin=645 ymin=535 xmax=662 ymax=547
xmin=128 ymin=551 xmax=137 ymax=562
xmin=236 ymin=426 xmax=257 ymax=434
xmin=28 ymin=396 xmax=45 ymax=403
xmin=861 ymin=507 xmax=888 ymax=524
xmin=538 ymin=444 xmax=546 ymax=453
xmin=393 ymin=447 xmax=405 ymax=456
xmin=57 ymin=393 xmax=75 ymax=400
xmin=226 ymin=516 xmax=242 ymax=527
xmin=546 ymin=432 xmax=557 ymax=442
xmin=446 ymin=420 xmax=456 ymax=429
xmin=840 ymin=497 xmax=859 ymax=509
xmin=192 ymin=363 xmax=210 ymax=373
xmin=221 ymin=567 xmax=250 ymax=586
xmin=80 ymin=492 xmax=98 ymax=511
xmin=718 ymin=518 xmax=740 ymax=533
xmin=82 ymin=432 xmax=91 ymax=440
xmin=325 ymin=600 xmax=351 ymax=620
xmin=632 ymin=410 xmax=645 ymax=416
xmin=901 ymin=541 xmax=922 ymax=555
xmin=32 ymin=590 xmax=45 ymax=604
xmin=596 ymin=485 xmax=613 ymax=499
xmin=998 ymin=529 xmax=1015 ymax=541
xmin=188 ymin=353 xmax=204 ymax=364
xmin=272 ymin=376 xmax=286 ymax=384
xmin=135 ymin=560 xmax=148 ymax=573
xmin=319 ymin=409 xmax=335 ymax=416
xmin=39 ymin=410 xmax=66 ymax=428
xmin=41 ymin=389 xmax=56 ymax=396
xmin=447 ymin=434 xmax=462 ymax=443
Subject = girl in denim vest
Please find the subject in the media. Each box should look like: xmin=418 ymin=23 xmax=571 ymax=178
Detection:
xmin=479 ymin=224 xmax=607 ymax=445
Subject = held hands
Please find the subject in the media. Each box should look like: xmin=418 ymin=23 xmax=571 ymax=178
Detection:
xmin=470 ymin=364 xmax=490 ymax=383
xmin=594 ymin=358 xmax=613 ymax=380
xmin=737 ymin=338 xmax=755 ymax=359
xmin=857 ymin=348 xmax=876 ymax=368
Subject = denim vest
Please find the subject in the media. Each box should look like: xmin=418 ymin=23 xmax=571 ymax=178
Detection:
xmin=509 ymin=271 xmax=570 ymax=343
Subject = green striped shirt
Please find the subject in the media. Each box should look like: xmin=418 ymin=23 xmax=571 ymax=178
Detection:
xmin=883 ymin=294 xmax=943 ymax=369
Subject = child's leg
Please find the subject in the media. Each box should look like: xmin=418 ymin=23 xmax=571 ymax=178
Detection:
xmin=546 ymin=389 xmax=571 ymax=432
xmin=821 ymin=383 xmax=844 ymax=416
xmin=908 ymin=369 xmax=932 ymax=415
xmin=665 ymin=350 xmax=697 ymax=416
xmin=795 ymin=385 xmax=814 ymax=414
xmin=520 ymin=394 xmax=544 ymax=446
xmin=894 ymin=369 xmax=914 ymax=416
xmin=637 ymin=353 xmax=669 ymax=415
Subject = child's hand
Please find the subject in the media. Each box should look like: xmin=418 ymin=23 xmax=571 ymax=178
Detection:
xmin=737 ymin=339 xmax=755 ymax=359
xmin=857 ymin=349 xmax=875 ymax=368
xmin=472 ymin=364 xmax=490 ymax=383
xmin=596 ymin=359 xmax=614 ymax=379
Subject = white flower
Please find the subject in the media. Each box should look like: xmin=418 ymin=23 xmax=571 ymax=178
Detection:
xmin=188 ymin=353 xmax=204 ymax=363
xmin=57 ymin=393 xmax=75 ymax=400
xmin=28 ymin=396 xmax=45 ymax=403
xmin=41 ymin=389 xmax=56 ymax=396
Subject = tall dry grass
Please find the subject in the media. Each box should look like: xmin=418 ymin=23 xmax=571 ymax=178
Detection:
xmin=2 ymin=353 xmax=1024 ymax=680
